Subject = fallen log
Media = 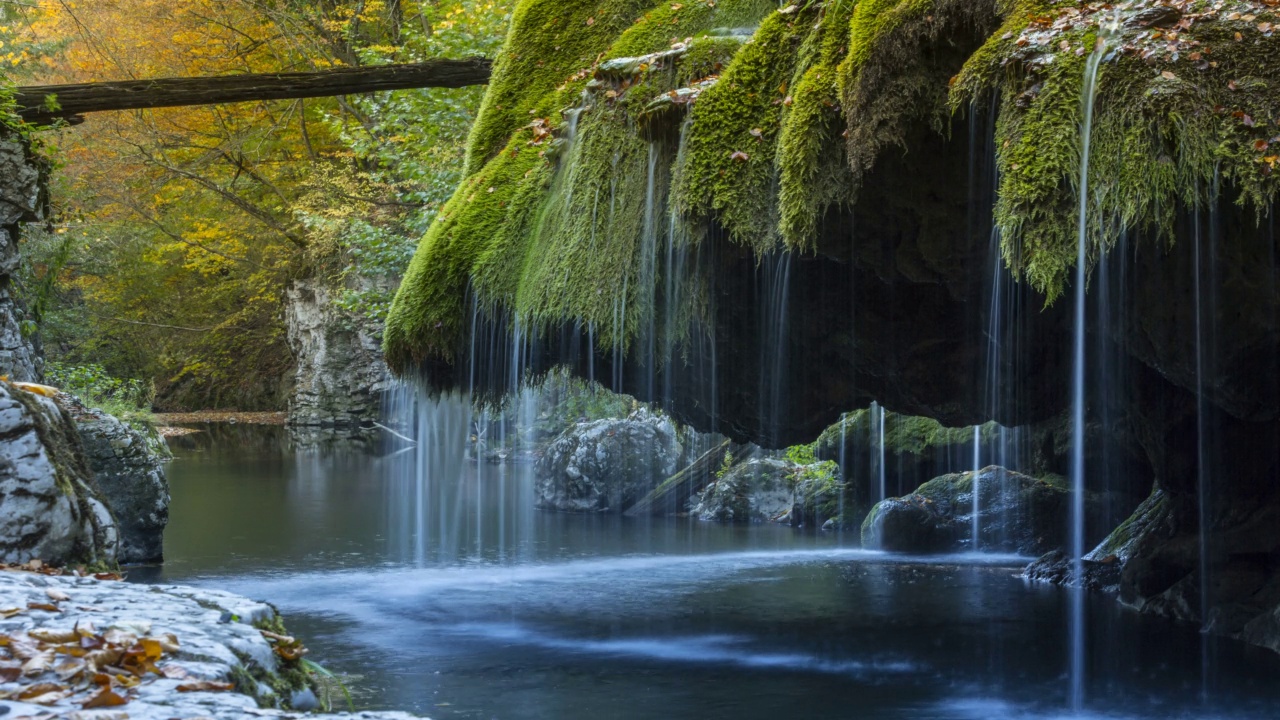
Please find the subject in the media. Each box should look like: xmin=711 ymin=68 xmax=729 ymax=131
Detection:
xmin=15 ymin=58 xmax=492 ymax=123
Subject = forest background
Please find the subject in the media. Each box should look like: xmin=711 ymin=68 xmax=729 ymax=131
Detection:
xmin=1 ymin=0 xmax=511 ymax=411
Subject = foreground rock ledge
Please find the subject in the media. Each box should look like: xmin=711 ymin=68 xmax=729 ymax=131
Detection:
xmin=0 ymin=571 xmax=421 ymax=719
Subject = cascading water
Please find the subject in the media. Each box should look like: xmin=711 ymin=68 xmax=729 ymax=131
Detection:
xmin=877 ymin=403 xmax=887 ymax=503
xmin=1068 ymin=26 xmax=1111 ymax=712
xmin=971 ymin=425 xmax=981 ymax=551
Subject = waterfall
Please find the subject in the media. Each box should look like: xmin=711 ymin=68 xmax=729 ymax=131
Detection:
xmin=877 ymin=404 xmax=887 ymax=503
xmin=971 ymin=426 xmax=981 ymax=551
xmin=1069 ymin=29 xmax=1110 ymax=713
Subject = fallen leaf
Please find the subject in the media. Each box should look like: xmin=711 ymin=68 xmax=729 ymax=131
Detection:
xmin=44 ymin=588 xmax=69 ymax=602
xmin=749 ymin=128 xmax=763 ymax=139
xmin=82 ymin=688 xmax=128 ymax=708
xmin=29 ymin=628 xmax=78 ymax=644
xmin=779 ymin=4 xmax=799 ymax=14
xmin=27 ymin=602 xmax=60 ymax=612
xmin=1161 ymin=70 xmax=1177 ymax=80
xmin=160 ymin=664 xmax=192 ymax=680
xmin=177 ymin=680 xmax=235 ymax=692
xmin=729 ymin=151 xmax=750 ymax=162
xmin=1255 ymin=139 xmax=1270 ymax=151
xmin=22 ymin=650 xmax=54 ymax=676
xmin=586 ymin=16 xmax=595 ymax=26
xmin=18 ymin=682 xmax=66 ymax=701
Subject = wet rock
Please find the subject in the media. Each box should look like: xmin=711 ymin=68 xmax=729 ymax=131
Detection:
xmin=535 ymin=408 xmax=681 ymax=513
xmin=0 ymin=570 xmax=423 ymax=719
xmin=861 ymin=466 xmax=1101 ymax=555
xmin=65 ymin=397 xmax=171 ymax=564
xmin=689 ymin=453 xmax=848 ymax=528
xmin=285 ymin=279 xmax=392 ymax=430
xmin=689 ymin=456 xmax=794 ymax=524
xmin=0 ymin=136 xmax=45 ymax=383
xmin=0 ymin=383 xmax=117 ymax=566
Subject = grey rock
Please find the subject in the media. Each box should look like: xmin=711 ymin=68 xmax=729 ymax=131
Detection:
xmin=690 ymin=456 xmax=795 ymax=524
xmin=63 ymin=396 xmax=170 ymax=564
xmin=861 ymin=466 xmax=1101 ymax=555
xmin=0 ymin=383 xmax=117 ymax=565
xmin=535 ymin=408 xmax=681 ymax=513
xmin=285 ymin=279 xmax=392 ymax=430
xmin=0 ymin=136 xmax=45 ymax=382
xmin=0 ymin=571 xmax=427 ymax=719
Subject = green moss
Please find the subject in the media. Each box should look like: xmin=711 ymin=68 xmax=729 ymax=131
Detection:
xmin=608 ymin=0 xmax=776 ymax=59
xmin=814 ymin=407 xmax=997 ymax=458
xmin=953 ymin=3 xmax=1280 ymax=301
xmin=839 ymin=0 xmax=999 ymax=185
xmin=385 ymin=132 xmax=551 ymax=368
xmin=674 ymin=8 xmax=816 ymax=251
xmin=777 ymin=1 xmax=859 ymax=247
xmin=464 ymin=0 xmax=656 ymax=176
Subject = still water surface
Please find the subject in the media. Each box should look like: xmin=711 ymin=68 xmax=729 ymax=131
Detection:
xmin=137 ymin=425 xmax=1280 ymax=719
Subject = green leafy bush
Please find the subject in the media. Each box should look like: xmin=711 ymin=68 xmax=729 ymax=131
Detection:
xmin=45 ymin=362 xmax=155 ymax=420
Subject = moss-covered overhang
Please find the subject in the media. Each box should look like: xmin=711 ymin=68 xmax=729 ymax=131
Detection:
xmin=385 ymin=0 xmax=1280 ymax=384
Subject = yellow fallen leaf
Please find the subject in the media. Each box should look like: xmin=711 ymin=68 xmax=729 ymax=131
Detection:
xmin=12 ymin=382 xmax=60 ymax=397
xmin=82 ymin=687 xmax=128 ymax=708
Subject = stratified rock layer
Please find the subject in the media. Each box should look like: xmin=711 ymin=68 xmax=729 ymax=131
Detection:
xmin=285 ymin=279 xmax=391 ymax=430
xmin=69 ymin=399 xmax=171 ymax=564
xmin=0 ymin=384 xmax=117 ymax=565
xmin=0 ymin=137 xmax=44 ymax=382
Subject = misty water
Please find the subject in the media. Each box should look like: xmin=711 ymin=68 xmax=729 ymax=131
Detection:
xmin=136 ymin=425 xmax=1280 ymax=719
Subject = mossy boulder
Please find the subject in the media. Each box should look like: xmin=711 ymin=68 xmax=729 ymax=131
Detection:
xmin=689 ymin=452 xmax=848 ymax=528
xmin=860 ymin=466 xmax=1101 ymax=555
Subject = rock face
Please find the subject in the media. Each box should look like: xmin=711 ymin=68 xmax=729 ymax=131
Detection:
xmin=0 ymin=137 xmax=45 ymax=382
xmin=535 ymin=408 xmax=681 ymax=513
xmin=285 ymin=279 xmax=392 ymax=430
xmin=689 ymin=454 xmax=848 ymax=528
xmin=0 ymin=570 xmax=421 ymax=718
xmin=860 ymin=467 xmax=1099 ymax=556
xmin=0 ymin=383 xmax=117 ymax=566
xmin=69 ymin=399 xmax=171 ymax=564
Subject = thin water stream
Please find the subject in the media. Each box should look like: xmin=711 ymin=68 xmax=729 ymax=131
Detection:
xmin=135 ymin=425 xmax=1280 ymax=719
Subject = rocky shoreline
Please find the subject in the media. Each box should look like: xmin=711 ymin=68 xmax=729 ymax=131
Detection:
xmin=0 ymin=569 xmax=420 ymax=719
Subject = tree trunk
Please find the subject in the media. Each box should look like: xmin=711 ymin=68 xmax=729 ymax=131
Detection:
xmin=16 ymin=58 xmax=491 ymax=123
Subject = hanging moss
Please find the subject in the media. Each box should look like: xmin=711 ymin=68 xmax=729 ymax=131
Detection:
xmin=777 ymin=1 xmax=859 ymax=247
xmin=674 ymin=8 xmax=817 ymax=251
xmin=952 ymin=1 xmax=1280 ymax=301
xmin=839 ymin=0 xmax=1000 ymax=186
xmin=388 ymin=0 xmax=1280 ymax=380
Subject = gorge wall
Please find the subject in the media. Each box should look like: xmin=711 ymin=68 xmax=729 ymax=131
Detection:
xmin=0 ymin=136 xmax=45 ymax=382
xmin=285 ymin=279 xmax=391 ymax=430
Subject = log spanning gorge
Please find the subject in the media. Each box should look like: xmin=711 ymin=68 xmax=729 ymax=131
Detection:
xmin=376 ymin=0 xmax=1280 ymax=711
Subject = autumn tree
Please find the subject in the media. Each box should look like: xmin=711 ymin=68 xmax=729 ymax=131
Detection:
xmin=11 ymin=0 xmax=510 ymax=410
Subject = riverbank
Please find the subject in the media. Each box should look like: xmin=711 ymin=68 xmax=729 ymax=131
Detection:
xmin=0 ymin=569 xmax=419 ymax=719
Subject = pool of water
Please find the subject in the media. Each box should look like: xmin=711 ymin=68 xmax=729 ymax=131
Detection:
xmin=135 ymin=424 xmax=1280 ymax=719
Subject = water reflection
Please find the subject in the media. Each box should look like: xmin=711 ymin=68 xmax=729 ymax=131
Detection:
xmin=144 ymin=426 xmax=1280 ymax=720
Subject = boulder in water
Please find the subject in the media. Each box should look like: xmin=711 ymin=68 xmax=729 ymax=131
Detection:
xmin=689 ymin=453 xmax=848 ymax=528
xmin=861 ymin=466 xmax=1096 ymax=555
xmin=535 ymin=408 xmax=680 ymax=513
